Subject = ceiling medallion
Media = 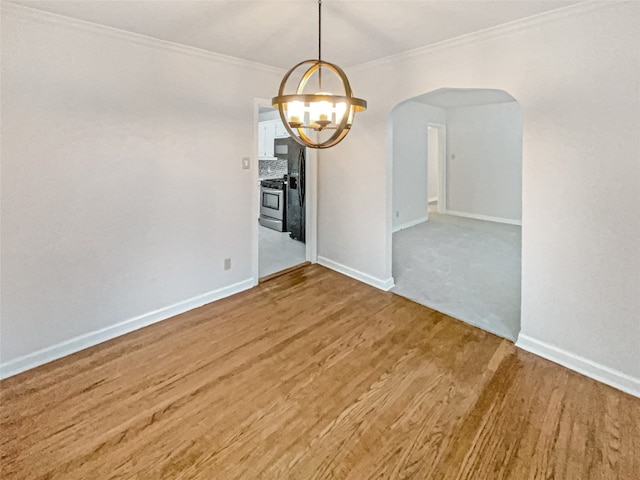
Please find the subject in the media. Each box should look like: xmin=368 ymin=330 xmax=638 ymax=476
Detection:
xmin=272 ymin=0 xmax=367 ymax=149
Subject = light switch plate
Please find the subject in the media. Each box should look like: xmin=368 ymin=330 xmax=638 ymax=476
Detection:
xmin=242 ymin=157 xmax=250 ymax=169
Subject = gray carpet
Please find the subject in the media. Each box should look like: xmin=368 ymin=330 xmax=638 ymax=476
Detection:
xmin=392 ymin=212 xmax=521 ymax=340
xmin=259 ymin=224 xmax=306 ymax=278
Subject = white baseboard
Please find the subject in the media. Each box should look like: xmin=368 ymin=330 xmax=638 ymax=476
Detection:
xmin=446 ymin=210 xmax=522 ymax=226
xmin=392 ymin=216 xmax=429 ymax=233
xmin=516 ymin=333 xmax=640 ymax=398
xmin=317 ymin=256 xmax=394 ymax=291
xmin=0 ymin=278 xmax=254 ymax=380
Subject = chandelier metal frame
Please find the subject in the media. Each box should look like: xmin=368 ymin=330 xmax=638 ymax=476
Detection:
xmin=272 ymin=0 xmax=367 ymax=149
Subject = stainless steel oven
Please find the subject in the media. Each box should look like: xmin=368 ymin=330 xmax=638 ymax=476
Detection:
xmin=259 ymin=179 xmax=285 ymax=231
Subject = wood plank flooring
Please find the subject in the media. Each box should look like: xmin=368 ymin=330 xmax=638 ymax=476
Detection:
xmin=1 ymin=265 xmax=638 ymax=479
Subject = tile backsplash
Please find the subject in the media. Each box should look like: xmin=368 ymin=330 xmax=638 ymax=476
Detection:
xmin=259 ymin=159 xmax=287 ymax=179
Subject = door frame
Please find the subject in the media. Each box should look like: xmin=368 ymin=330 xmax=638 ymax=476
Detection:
xmin=427 ymin=122 xmax=447 ymax=214
xmin=252 ymin=97 xmax=317 ymax=285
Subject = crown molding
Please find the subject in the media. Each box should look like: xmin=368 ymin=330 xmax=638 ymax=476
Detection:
xmin=1 ymin=2 xmax=284 ymax=75
xmin=349 ymin=0 xmax=620 ymax=73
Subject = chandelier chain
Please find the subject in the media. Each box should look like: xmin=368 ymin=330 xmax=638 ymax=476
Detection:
xmin=318 ymin=0 xmax=322 ymax=62
xmin=318 ymin=0 xmax=322 ymax=89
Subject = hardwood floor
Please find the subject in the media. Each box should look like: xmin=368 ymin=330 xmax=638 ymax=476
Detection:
xmin=1 ymin=265 xmax=638 ymax=479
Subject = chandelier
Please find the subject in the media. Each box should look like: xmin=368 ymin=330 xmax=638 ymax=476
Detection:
xmin=272 ymin=0 xmax=367 ymax=149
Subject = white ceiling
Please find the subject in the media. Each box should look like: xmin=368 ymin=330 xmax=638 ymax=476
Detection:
xmin=414 ymin=88 xmax=517 ymax=108
xmin=11 ymin=0 xmax=583 ymax=69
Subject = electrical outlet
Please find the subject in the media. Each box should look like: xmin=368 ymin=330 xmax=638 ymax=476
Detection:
xmin=395 ymin=210 xmax=399 ymax=218
xmin=242 ymin=157 xmax=250 ymax=169
xmin=224 ymin=258 xmax=231 ymax=270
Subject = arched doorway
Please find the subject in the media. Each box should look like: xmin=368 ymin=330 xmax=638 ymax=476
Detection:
xmin=390 ymin=88 xmax=523 ymax=340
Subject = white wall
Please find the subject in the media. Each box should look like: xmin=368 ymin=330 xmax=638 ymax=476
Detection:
xmin=392 ymin=96 xmax=521 ymax=229
xmin=391 ymin=102 xmax=445 ymax=230
xmin=318 ymin=2 xmax=640 ymax=394
xmin=0 ymin=6 xmax=283 ymax=372
xmin=446 ymin=101 xmax=522 ymax=221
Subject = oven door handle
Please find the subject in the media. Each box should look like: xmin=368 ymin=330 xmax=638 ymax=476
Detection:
xmin=261 ymin=187 xmax=284 ymax=194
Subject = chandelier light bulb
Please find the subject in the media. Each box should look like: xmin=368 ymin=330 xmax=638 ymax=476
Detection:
xmin=335 ymin=102 xmax=348 ymax=125
xmin=309 ymin=93 xmax=333 ymax=126
xmin=287 ymin=100 xmax=305 ymax=127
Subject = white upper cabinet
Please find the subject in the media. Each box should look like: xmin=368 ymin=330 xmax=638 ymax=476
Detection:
xmin=274 ymin=120 xmax=289 ymax=139
xmin=261 ymin=121 xmax=276 ymax=158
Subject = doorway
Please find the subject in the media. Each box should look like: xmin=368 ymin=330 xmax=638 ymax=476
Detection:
xmin=427 ymin=123 xmax=446 ymax=215
xmin=252 ymin=99 xmax=317 ymax=284
xmin=390 ymin=88 xmax=523 ymax=341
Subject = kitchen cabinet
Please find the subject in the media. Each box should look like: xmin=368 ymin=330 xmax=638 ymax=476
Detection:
xmin=274 ymin=120 xmax=289 ymax=138
xmin=259 ymin=121 xmax=276 ymax=158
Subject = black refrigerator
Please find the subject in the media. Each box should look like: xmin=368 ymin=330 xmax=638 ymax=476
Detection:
xmin=274 ymin=137 xmax=305 ymax=242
